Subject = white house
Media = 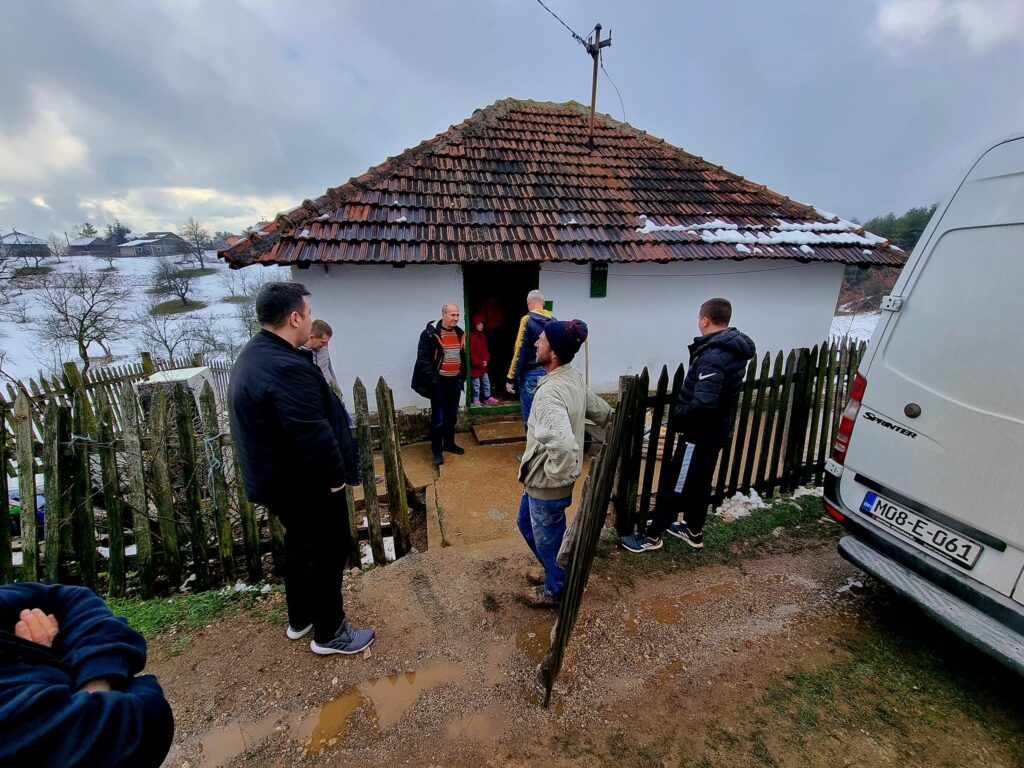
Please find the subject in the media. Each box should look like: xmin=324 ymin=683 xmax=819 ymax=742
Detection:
xmin=221 ymin=99 xmax=903 ymax=411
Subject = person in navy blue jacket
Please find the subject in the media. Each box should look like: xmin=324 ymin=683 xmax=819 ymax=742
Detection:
xmin=0 ymin=582 xmax=174 ymax=767
xmin=622 ymin=298 xmax=756 ymax=554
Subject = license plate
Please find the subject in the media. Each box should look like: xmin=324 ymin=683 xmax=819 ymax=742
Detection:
xmin=860 ymin=492 xmax=983 ymax=569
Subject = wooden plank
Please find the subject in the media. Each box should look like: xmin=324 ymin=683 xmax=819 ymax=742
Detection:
xmin=783 ymin=348 xmax=812 ymax=492
xmin=0 ymin=409 xmax=14 ymax=584
xmin=353 ymin=378 xmax=386 ymax=565
xmin=806 ymin=342 xmax=829 ymax=486
xmin=71 ymin=391 xmax=97 ymax=591
xmin=268 ymin=511 xmax=286 ymax=577
xmin=173 ymin=384 xmax=210 ymax=590
xmin=754 ymin=351 xmax=784 ymax=493
xmin=42 ymin=404 xmax=63 ymax=583
xmin=120 ymin=385 xmax=154 ymax=597
xmin=148 ymin=387 xmax=181 ymax=588
xmin=653 ymin=363 xmax=686 ymax=509
xmin=767 ymin=350 xmax=798 ymax=497
xmin=96 ymin=394 xmax=126 ymax=597
xmin=225 ymin=398 xmax=262 ymax=583
xmin=624 ymin=369 xmax=648 ymax=524
xmin=14 ymin=394 xmax=39 ymax=581
xmin=817 ymin=343 xmax=839 ymax=483
xmin=200 ymin=382 xmax=235 ymax=581
xmin=376 ymin=378 xmax=410 ymax=558
xmin=613 ymin=375 xmax=639 ymax=535
xmin=639 ymin=365 xmax=669 ymax=515
xmin=726 ymin=357 xmax=758 ymax=497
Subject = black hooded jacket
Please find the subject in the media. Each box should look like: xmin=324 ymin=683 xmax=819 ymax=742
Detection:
xmin=670 ymin=327 xmax=756 ymax=447
xmin=411 ymin=320 xmax=466 ymax=399
xmin=229 ymin=329 xmax=360 ymax=513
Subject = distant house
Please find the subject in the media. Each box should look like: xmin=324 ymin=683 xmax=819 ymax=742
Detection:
xmin=68 ymin=236 xmax=118 ymax=258
xmin=1 ymin=230 xmax=50 ymax=262
xmin=118 ymin=232 xmax=188 ymax=257
xmin=220 ymin=99 xmax=905 ymax=410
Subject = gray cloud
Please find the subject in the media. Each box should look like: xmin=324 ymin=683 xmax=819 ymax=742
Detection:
xmin=1 ymin=0 xmax=1021 ymax=239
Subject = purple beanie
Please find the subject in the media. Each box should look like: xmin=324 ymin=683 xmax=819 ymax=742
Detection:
xmin=544 ymin=319 xmax=589 ymax=363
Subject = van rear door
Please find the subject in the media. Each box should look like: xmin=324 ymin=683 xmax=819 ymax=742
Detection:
xmin=839 ymin=136 xmax=1024 ymax=599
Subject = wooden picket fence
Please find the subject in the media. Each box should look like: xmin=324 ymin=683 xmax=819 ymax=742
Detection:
xmin=539 ymin=337 xmax=866 ymax=704
xmin=1 ymin=361 xmax=420 ymax=595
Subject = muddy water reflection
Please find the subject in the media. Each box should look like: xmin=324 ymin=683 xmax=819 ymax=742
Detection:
xmin=304 ymin=660 xmax=466 ymax=756
xmin=515 ymin=618 xmax=555 ymax=662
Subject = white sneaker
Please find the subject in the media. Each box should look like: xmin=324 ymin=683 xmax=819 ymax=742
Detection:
xmin=286 ymin=623 xmax=313 ymax=640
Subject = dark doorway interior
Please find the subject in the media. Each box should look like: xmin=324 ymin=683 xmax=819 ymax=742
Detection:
xmin=463 ymin=263 xmax=540 ymax=406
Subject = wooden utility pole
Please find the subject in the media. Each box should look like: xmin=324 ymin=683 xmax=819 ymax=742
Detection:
xmin=586 ymin=24 xmax=612 ymax=148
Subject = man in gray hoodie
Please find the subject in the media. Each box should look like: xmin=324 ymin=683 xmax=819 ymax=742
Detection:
xmin=517 ymin=319 xmax=613 ymax=608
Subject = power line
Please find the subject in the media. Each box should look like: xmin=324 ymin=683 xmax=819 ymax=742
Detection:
xmin=534 ymin=0 xmax=588 ymax=48
xmin=600 ymin=50 xmax=625 ymax=123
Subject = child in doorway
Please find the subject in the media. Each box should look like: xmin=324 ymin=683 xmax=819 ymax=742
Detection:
xmin=470 ymin=315 xmax=500 ymax=406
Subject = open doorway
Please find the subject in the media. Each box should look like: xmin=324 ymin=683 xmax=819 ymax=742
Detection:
xmin=463 ymin=263 xmax=540 ymax=409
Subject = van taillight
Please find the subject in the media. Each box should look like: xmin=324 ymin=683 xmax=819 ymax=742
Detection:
xmin=832 ymin=373 xmax=867 ymax=466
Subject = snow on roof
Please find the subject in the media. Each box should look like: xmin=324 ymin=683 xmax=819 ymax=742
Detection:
xmin=1 ymin=231 xmax=46 ymax=245
xmin=122 ymin=239 xmax=159 ymax=247
xmin=635 ymin=215 xmax=888 ymax=248
xmin=69 ymin=237 xmax=101 ymax=246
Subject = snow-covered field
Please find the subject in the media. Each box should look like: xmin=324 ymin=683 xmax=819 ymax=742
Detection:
xmin=0 ymin=253 xmax=288 ymax=382
xmin=830 ymin=311 xmax=879 ymax=342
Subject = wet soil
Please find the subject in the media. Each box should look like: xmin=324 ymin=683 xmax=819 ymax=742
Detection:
xmin=151 ymin=524 xmax=1023 ymax=767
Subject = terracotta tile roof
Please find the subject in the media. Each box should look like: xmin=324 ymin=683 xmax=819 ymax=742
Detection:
xmin=219 ymin=99 xmax=904 ymax=269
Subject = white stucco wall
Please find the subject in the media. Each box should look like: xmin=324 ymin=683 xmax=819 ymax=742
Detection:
xmin=293 ymin=264 xmax=463 ymax=411
xmin=296 ymin=259 xmax=843 ymax=409
xmin=538 ymin=260 xmax=845 ymax=395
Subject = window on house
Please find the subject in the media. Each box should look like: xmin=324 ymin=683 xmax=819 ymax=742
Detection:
xmin=590 ymin=263 xmax=608 ymax=298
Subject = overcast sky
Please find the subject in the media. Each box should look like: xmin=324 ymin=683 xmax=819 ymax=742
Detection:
xmin=1 ymin=0 xmax=1022 ymax=239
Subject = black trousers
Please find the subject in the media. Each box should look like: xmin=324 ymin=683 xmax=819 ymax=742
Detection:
xmin=430 ymin=377 xmax=463 ymax=454
xmin=646 ymin=437 xmax=722 ymax=538
xmin=275 ymin=492 xmax=352 ymax=644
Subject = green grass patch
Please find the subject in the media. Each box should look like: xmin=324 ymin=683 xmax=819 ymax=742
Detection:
xmin=148 ymin=298 xmax=208 ymax=316
xmin=13 ymin=265 xmax=54 ymax=277
xmin=144 ymin=285 xmax=169 ymax=295
xmin=107 ymin=584 xmax=282 ymax=639
xmin=595 ymin=494 xmax=832 ymax=583
xmin=178 ymin=267 xmax=217 ymax=278
xmin=735 ymin=622 xmax=1024 ymax=765
xmin=221 ymin=294 xmax=252 ymax=304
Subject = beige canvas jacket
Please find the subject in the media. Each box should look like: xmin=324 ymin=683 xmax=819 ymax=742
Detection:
xmin=518 ymin=363 xmax=613 ymax=500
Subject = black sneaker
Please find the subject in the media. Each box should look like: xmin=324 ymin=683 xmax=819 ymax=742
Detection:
xmin=309 ymin=620 xmax=375 ymax=655
xmin=433 ymin=452 xmax=444 ymax=466
xmin=444 ymin=443 xmax=465 ymax=455
xmin=679 ymin=524 xmax=704 ymax=549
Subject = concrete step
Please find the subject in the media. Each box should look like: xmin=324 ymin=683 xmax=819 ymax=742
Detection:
xmin=472 ymin=420 xmax=525 ymax=445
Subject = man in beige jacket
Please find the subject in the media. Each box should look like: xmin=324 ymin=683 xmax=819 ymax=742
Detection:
xmin=517 ymin=319 xmax=612 ymax=607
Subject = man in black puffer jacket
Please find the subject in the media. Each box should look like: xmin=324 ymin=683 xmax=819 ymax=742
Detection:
xmin=230 ymin=282 xmax=373 ymax=656
xmin=622 ymin=298 xmax=755 ymax=554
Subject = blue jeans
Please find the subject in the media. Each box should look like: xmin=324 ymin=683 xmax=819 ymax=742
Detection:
xmin=519 ymin=367 xmax=545 ymax=427
xmin=517 ymin=491 xmax=570 ymax=597
xmin=471 ymin=373 xmax=491 ymax=401
xmin=430 ymin=377 xmax=463 ymax=454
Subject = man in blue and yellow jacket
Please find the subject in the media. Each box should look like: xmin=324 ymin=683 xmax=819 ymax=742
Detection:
xmin=506 ymin=289 xmax=555 ymax=427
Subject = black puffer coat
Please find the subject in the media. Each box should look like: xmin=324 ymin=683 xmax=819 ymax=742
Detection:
xmin=229 ymin=330 xmax=360 ymax=513
xmin=670 ymin=327 xmax=756 ymax=447
xmin=411 ymin=320 xmax=466 ymax=399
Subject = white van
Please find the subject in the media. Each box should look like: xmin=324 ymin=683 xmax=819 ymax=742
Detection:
xmin=823 ymin=134 xmax=1024 ymax=674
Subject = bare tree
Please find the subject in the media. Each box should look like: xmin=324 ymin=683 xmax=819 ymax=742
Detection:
xmin=135 ymin=303 xmax=201 ymax=361
xmin=47 ymin=233 xmax=68 ymax=263
xmin=35 ymin=266 xmax=130 ymax=373
xmin=153 ymin=257 xmax=195 ymax=306
xmin=180 ymin=217 xmax=212 ymax=268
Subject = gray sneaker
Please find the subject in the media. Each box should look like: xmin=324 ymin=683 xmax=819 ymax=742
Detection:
xmin=310 ymin=620 xmax=375 ymax=655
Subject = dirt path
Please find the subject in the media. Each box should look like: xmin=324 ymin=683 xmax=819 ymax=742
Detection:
xmin=151 ymin=520 xmax=1022 ymax=768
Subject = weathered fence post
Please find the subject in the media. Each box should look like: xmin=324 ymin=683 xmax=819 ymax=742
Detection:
xmin=726 ymin=357 xmax=758 ymax=498
xmin=71 ymin=390 xmax=97 ymax=591
xmin=121 ymin=385 xmax=155 ymax=597
xmin=148 ymin=387 xmax=181 ymax=587
xmin=613 ymin=375 xmax=639 ymax=535
xmin=376 ymin=378 xmax=410 ymax=558
xmin=140 ymin=351 xmax=156 ymax=375
xmin=0 ymin=411 xmax=15 ymax=584
xmin=226 ymin=400 xmax=262 ymax=583
xmin=268 ymin=512 xmax=286 ymax=577
xmin=13 ymin=394 xmax=38 ymax=581
xmin=653 ymin=363 xmax=686 ymax=515
xmin=42 ymin=403 xmax=64 ymax=583
xmin=200 ymin=383 xmax=234 ymax=581
xmin=638 ymin=366 xmax=669 ymax=517
xmin=173 ymin=384 xmax=210 ymax=590
xmin=96 ymin=394 xmax=126 ymax=598
xmin=353 ymin=379 xmax=386 ymax=566
xmin=783 ymin=348 xmax=813 ymax=491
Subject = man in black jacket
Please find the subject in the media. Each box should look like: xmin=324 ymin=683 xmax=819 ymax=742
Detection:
xmin=411 ymin=303 xmax=467 ymax=466
xmin=622 ymin=298 xmax=755 ymax=554
xmin=229 ymin=281 xmax=373 ymax=655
